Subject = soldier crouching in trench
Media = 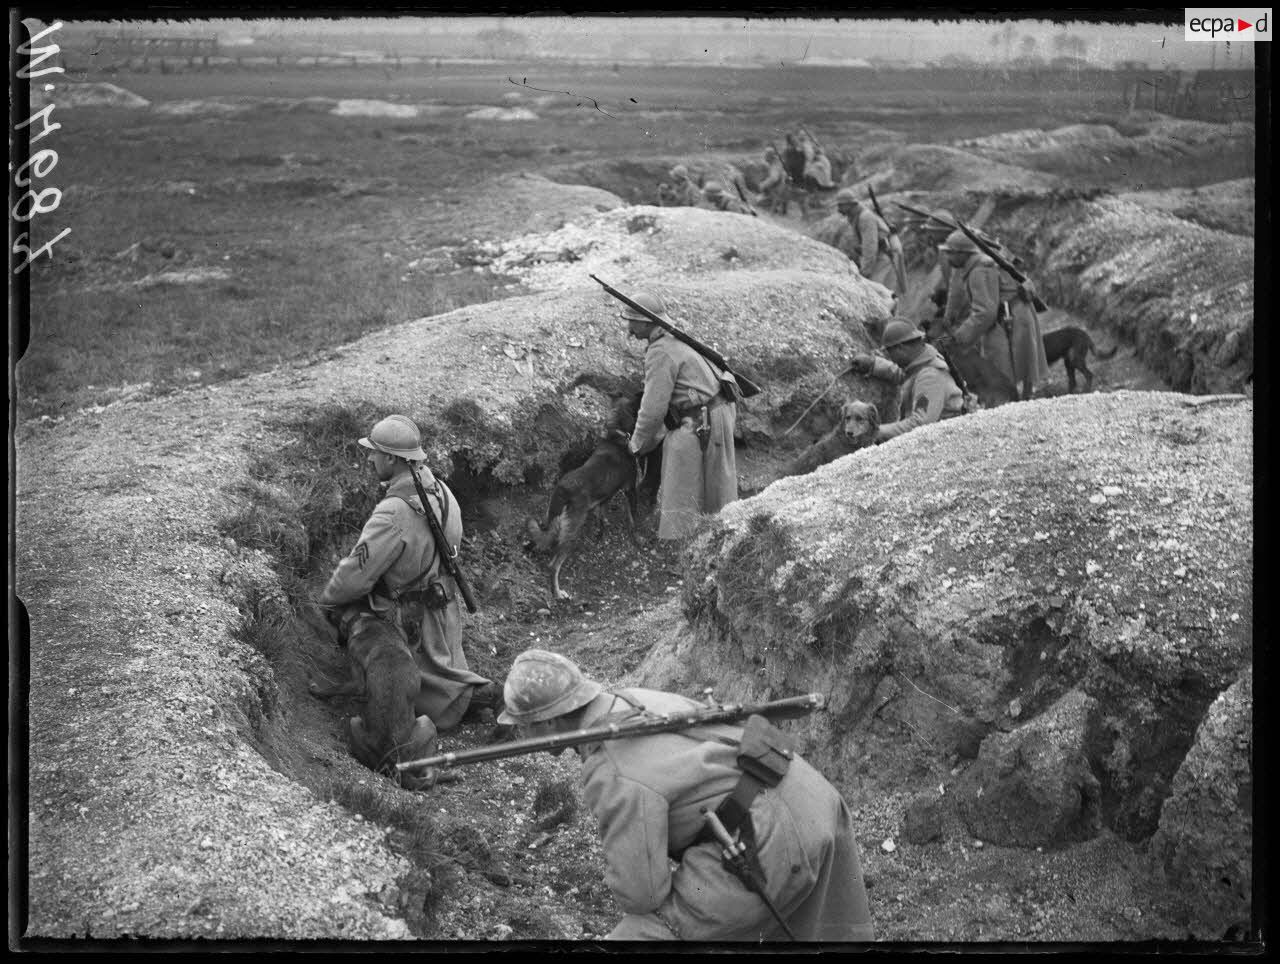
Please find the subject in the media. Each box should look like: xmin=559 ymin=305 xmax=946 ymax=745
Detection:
xmin=317 ymin=414 xmax=502 ymax=731
xmin=497 ymin=649 xmax=875 ymax=942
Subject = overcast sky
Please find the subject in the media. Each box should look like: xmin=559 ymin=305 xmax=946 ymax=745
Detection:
xmin=67 ymin=14 xmax=1254 ymax=70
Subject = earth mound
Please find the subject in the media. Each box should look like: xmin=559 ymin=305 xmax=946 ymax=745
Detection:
xmin=34 ymin=82 xmax=149 ymax=109
xmin=954 ymin=117 xmax=1255 ymax=182
xmin=845 ymin=143 xmax=1062 ymax=195
xmin=634 ymin=390 xmax=1251 ymax=936
xmin=1117 ymin=178 xmax=1255 ymax=236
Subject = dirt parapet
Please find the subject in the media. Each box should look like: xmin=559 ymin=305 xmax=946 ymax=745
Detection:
xmin=1149 ymin=664 xmax=1252 ymax=939
xmin=954 ymin=116 xmax=1255 ymax=187
xmin=634 ymin=392 xmax=1251 ymax=857
xmin=846 ymin=143 xmax=1062 ymax=195
xmin=1117 ymin=178 xmax=1255 ymax=236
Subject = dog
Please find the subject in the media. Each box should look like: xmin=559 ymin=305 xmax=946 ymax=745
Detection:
xmin=780 ymin=399 xmax=879 ymax=479
xmin=1043 ymin=325 xmax=1118 ymax=393
xmin=525 ymin=394 xmax=658 ymax=603
xmin=308 ymin=609 xmax=443 ymax=791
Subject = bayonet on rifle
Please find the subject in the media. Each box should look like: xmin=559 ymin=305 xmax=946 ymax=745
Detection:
xmin=395 ymin=692 xmax=824 ymax=772
xmin=590 ymin=274 xmax=763 ymax=398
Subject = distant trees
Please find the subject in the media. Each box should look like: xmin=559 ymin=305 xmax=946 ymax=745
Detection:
xmin=988 ymin=22 xmax=1016 ymax=60
xmin=1051 ymin=31 xmax=1088 ymax=59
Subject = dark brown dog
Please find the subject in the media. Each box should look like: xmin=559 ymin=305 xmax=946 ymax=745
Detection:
xmin=308 ymin=611 xmax=442 ymax=790
xmin=526 ymin=394 xmax=658 ymax=603
xmin=1043 ymin=326 xmax=1118 ymax=393
xmin=780 ymin=399 xmax=879 ymax=479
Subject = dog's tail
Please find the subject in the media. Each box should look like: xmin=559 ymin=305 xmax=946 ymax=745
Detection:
xmin=1091 ymin=339 xmax=1119 ymax=361
xmin=525 ymin=514 xmax=563 ymax=553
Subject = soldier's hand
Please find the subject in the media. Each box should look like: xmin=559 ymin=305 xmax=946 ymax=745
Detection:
xmin=848 ymin=352 xmax=875 ymax=375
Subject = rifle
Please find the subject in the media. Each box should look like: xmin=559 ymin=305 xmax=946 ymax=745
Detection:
xmin=770 ymin=140 xmax=792 ymax=183
xmin=893 ymin=201 xmax=997 ymax=246
xmin=954 ymin=217 xmax=1049 ymax=312
xmin=395 ymin=691 xmax=825 ymax=773
xmin=590 ymin=274 xmax=763 ymax=398
xmin=731 ymin=174 xmax=759 ymax=217
xmin=781 ymin=366 xmax=853 ymax=437
xmin=868 ymin=185 xmax=908 ymax=295
xmin=893 ymin=199 xmax=935 ymax=225
xmin=408 ymin=469 xmax=479 ymax=614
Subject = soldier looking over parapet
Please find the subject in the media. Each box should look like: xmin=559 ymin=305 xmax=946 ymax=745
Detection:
xmin=849 ymin=319 xmax=965 ymax=442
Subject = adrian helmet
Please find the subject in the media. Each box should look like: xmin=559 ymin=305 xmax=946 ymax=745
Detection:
xmin=617 ymin=289 xmax=668 ymax=324
xmin=359 ymin=414 xmax=427 ymax=461
xmin=923 ymin=210 xmax=957 ymax=236
xmin=881 ymin=318 xmax=925 ymax=349
xmin=834 ymin=187 xmax=860 ymax=208
xmin=938 ymin=229 xmax=979 ymax=254
xmin=497 ymin=649 xmax=603 ymax=725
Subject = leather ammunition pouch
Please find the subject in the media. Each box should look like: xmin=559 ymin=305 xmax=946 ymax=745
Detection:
xmin=702 ymin=715 xmax=796 ymax=840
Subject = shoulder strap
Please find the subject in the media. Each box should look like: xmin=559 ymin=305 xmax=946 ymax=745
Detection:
xmin=382 ymin=480 xmax=452 ymax=594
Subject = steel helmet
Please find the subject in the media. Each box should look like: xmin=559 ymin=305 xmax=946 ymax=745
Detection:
xmin=835 ymin=187 xmax=859 ymax=207
xmin=938 ymin=229 xmax=978 ymax=254
xmin=358 ymin=414 xmax=427 ymax=461
xmin=924 ymin=209 xmax=956 ymax=233
xmin=497 ymin=649 xmax=603 ymax=725
xmin=702 ymin=180 xmax=725 ymax=196
xmin=669 ymin=164 xmax=689 ymax=180
xmin=881 ymin=318 xmax=925 ymax=348
xmin=618 ymin=289 xmax=668 ymax=324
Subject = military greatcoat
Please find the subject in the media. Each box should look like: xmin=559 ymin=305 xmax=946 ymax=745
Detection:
xmin=943 ymin=251 xmax=1015 ymax=383
xmin=629 ymin=329 xmax=737 ymax=540
xmin=320 ymin=464 xmax=490 ymax=730
xmin=847 ymin=207 xmax=904 ymax=294
xmin=575 ymin=688 xmax=875 ymax=942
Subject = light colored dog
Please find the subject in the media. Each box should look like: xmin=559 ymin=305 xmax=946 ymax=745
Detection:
xmin=780 ymin=399 xmax=880 ymax=478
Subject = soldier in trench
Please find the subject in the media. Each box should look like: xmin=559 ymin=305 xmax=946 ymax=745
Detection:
xmin=619 ymin=290 xmax=738 ymax=541
xmin=498 ymin=648 xmax=876 ymax=942
xmin=317 ymin=414 xmax=503 ymax=731
xmin=931 ymin=230 xmax=1048 ymax=399
xmin=849 ymin=318 xmax=966 ymax=442
xmin=667 ymin=164 xmax=703 ymax=207
xmin=835 ymin=188 xmax=905 ymax=296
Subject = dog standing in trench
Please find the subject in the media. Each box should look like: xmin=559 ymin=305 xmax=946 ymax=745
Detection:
xmin=525 ymin=393 xmax=660 ymax=604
